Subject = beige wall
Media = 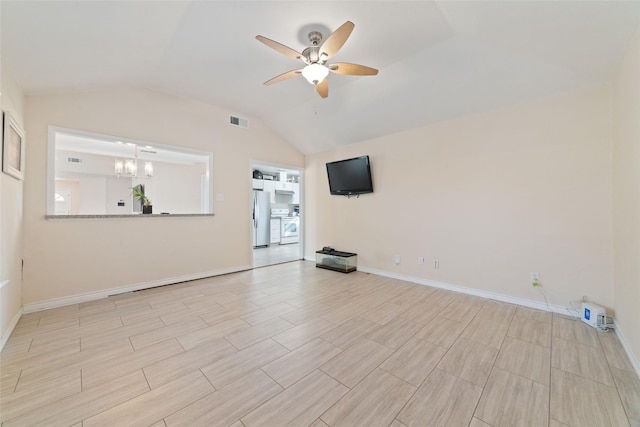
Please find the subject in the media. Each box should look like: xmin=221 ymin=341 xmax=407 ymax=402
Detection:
xmin=1 ymin=67 xmax=25 ymax=345
xmin=613 ymin=28 xmax=640 ymax=368
xmin=306 ymin=84 xmax=614 ymax=312
xmin=22 ymin=87 xmax=304 ymax=305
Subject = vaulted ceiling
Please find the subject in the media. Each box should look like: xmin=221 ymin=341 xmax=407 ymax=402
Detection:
xmin=2 ymin=1 xmax=639 ymax=154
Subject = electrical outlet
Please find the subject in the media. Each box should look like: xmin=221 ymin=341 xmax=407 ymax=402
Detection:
xmin=531 ymin=272 xmax=540 ymax=286
xmin=418 ymin=257 xmax=425 ymax=265
xmin=433 ymin=260 xmax=439 ymax=269
xmin=394 ymin=255 xmax=401 ymax=265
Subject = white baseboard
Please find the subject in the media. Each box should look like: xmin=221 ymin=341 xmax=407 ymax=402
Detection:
xmin=614 ymin=322 xmax=640 ymax=377
xmin=357 ymin=265 xmax=568 ymax=314
xmin=309 ymin=258 xmax=562 ymax=312
xmin=22 ymin=265 xmax=253 ymax=314
xmin=357 ymin=265 xmax=640 ymax=376
xmin=1 ymin=306 xmax=23 ymax=352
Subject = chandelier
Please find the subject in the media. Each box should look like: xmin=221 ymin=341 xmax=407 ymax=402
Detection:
xmin=114 ymin=145 xmax=153 ymax=178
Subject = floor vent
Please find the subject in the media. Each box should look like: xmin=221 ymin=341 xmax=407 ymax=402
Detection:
xmin=67 ymin=157 xmax=83 ymax=164
xmin=229 ymin=115 xmax=249 ymax=129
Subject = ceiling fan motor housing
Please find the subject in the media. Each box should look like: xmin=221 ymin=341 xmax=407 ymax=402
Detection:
xmin=308 ymin=31 xmax=323 ymax=45
xmin=302 ymin=46 xmax=322 ymax=64
xmin=302 ymin=31 xmax=325 ymax=64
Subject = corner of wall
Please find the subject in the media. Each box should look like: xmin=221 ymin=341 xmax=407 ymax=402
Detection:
xmin=0 ymin=65 xmax=26 ymax=351
xmin=611 ymin=26 xmax=640 ymax=375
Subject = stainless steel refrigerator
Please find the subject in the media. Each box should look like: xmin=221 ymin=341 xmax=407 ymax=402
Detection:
xmin=252 ymin=190 xmax=270 ymax=248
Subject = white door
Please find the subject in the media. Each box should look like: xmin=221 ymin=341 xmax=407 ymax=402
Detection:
xmin=55 ymin=188 xmax=71 ymax=214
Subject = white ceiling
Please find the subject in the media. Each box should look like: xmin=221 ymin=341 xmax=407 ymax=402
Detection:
xmin=55 ymin=130 xmax=210 ymax=165
xmin=2 ymin=1 xmax=639 ymax=154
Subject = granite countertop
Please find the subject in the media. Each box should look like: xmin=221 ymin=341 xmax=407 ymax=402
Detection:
xmin=46 ymin=213 xmax=215 ymax=219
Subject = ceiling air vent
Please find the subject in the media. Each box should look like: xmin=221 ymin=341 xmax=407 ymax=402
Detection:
xmin=67 ymin=157 xmax=83 ymax=164
xmin=229 ymin=115 xmax=249 ymax=129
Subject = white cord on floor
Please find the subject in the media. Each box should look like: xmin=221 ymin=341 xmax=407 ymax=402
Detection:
xmin=536 ymin=285 xmax=551 ymax=312
xmin=566 ymin=299 xmax=582 ymax=318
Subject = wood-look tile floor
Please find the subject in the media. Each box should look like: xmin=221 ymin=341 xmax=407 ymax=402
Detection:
xmin=1 ymin=261 xmax=639 ymax=426
xmin=253 ymin=243 xmax=300 ymax=268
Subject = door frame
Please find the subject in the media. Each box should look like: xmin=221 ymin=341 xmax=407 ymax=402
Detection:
xmin=249 ymin=160 xmax=304 ymax=268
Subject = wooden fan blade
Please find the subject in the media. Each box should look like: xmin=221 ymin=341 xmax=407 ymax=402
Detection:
xmin=316 ymin=79 xmax=328 ymax=98
xmin=264 ymin=69 xmax=302 ymax=85
xmin=256 ymin=35 xmax=303 ymax=61
xmin=320 ymin=21 xmax=354 ymax=59
xmin=329 ymin=63 xmax=378 ymax=76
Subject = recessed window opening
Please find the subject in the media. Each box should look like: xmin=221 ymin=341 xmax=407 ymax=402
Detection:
xmin=47 ymin=127 xmax=213 ymax=216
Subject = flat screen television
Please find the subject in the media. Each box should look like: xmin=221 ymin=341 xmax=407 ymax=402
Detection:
xmin=326 ymin=155 xmax=374 ymax=196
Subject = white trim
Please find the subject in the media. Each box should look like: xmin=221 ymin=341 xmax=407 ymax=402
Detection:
xmin=1 ymin=307 xmax=23 ymax=352
xmin=47 ymin=126 xmax=56 ymax=215
xmin=356 ymin=266 xmax=568 ymax=314
xmin=22 ymin=265 xmax=252 ymax=314
xmin=614 ymin=322 xmax=640 ymax=377
xmin=0 ymin=280 xmax=9 ymax=289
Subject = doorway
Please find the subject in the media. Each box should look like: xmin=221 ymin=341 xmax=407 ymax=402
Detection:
xmin=251 ymin=162 xmax=303 ymax=268
xmin=55 ymin=188 xmax=72 ymax=214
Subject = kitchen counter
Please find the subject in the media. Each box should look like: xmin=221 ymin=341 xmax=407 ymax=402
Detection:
xmin=46 ymin=213 xmax=215 ymax=219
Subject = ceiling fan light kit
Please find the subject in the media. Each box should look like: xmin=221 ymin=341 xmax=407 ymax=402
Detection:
xmin=256 ymin=21 xmax=378 ymax=98
xmin=301 ymin=63 xmax=329 ymax=85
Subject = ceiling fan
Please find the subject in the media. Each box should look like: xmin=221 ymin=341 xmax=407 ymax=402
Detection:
xmin=256 ymin=21 xmax=378 ymax=98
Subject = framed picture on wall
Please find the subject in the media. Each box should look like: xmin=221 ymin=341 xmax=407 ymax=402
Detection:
xmin=2 ymin=111 xmax=25 ymax=180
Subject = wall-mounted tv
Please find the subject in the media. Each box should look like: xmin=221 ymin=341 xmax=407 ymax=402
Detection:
xmin=326 ymin=155 xmax=374 ymax=196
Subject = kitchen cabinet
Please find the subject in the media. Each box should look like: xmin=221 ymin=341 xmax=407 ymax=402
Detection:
xmin=270 ymin=218 xmax=281 ymax=244
xmin=275 ymin=181 xmax=294 ymax=191
xmin=263 ymin=180 xmax=276 ymax=203
xmin=292 ymin=183 xmax=300 ymax=204
xmin=252 ymin=179 xmax=264 ymax=190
